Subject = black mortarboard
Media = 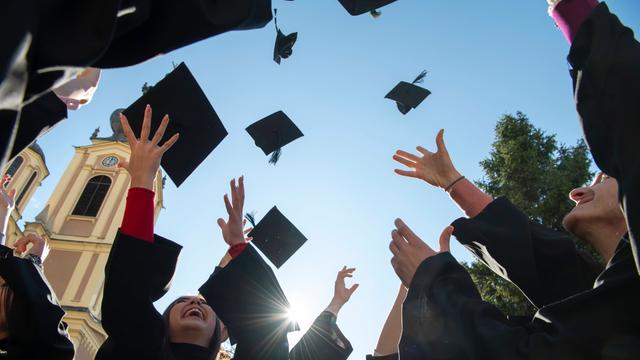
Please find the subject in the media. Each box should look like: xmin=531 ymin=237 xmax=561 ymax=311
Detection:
xmin=123 ymin=62 xmax=227 ymax=187
xmin=246 ymin=110 xmax=303 ymax=165
xmin=273 ymin=9 xmax=298 ymax=65
xmin=338 ymin=0 xmax=397 ymax=16
xmin=246 ymin=207 xmax=308 ymax=268
xmin=385 ymin=70 xmax=431 ymax=115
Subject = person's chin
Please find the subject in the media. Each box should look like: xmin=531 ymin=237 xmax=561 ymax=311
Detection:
xmin=562 ymin=210 xmax=584 ymax=236
xmin=178 ymin=318 xmax=209 ymax=331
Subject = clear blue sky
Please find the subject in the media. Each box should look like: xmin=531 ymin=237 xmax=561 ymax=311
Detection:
xmin=20 ymin=1 xmax=640 ymax=357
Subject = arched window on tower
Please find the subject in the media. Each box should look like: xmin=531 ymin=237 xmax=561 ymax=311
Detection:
xmin=4 ymin=156 xmax=24 ymax=178
xmin=16 ymin=171 xmax=37 ymax=207
xmin=72 ymin=175 xmax=112 ymax=217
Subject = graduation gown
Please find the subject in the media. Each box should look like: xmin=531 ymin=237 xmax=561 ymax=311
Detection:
xmin=568 ymin=2 xmax=640 ymax=275
xmin=0 ymin=245 xmax=74 ymax=360
xmin=97 ymin=232 xmax=352 ymax=360
xmin=1 ymin=0 xmax=272 ymax=168
xmin=398 ymin=204 xmax=640 ymax=360
xmin=451 ymin=197 xmax=602 ymax=308
xmin=200 ymin=244 xmax=353 ymax=360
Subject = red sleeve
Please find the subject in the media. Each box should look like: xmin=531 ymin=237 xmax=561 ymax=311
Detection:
xmin=229 ymin=243 xmax=248 ymax=259
xmin=120 ymin=187 xmax=155 ymax=243
xmin=550 ymin=0 xmax=599 ymax=43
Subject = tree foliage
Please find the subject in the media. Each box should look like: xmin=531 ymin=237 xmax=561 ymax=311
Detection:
xmin=462 ymin=112 xmax=594 ymax=315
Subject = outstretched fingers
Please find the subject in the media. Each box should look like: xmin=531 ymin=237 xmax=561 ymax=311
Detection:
xmin=394 ymin=218 xmax=421 ymax=245
xmin=435 ymin=129 xmax=447 ymax=154
xmin=119 ymin=113 xmax=138 ymax=145
xmin=140 ymin=104 xmax=152 ymax=141
xmin=151 ymin=115 xmax=169 ymax=145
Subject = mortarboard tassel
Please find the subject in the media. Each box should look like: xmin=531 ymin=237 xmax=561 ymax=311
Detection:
xmin=269 ymin=147 xmax=282 ymax=165
xmin=412 ymin=70 xmax=428 ymax=84
xmin=245 ymin=212 xmax=257 ymax=227
xmin=370 ymin=9 xmax=382 ymax=18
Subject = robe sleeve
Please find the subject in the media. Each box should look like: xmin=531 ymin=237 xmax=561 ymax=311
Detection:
xmin=199 ymin=244 xmax=297 ymax=360
xmin=289 ymin=311 xmax=353 ymax=360
xmin=567 ymin=2 xmax=640 ymax=274
xmin=95 ymin=231 xmax=182 ymax=360
xmin=399 ymin=244 xmax=640 ymax=360
xmin=451 ymin=197 xmax=602 ymax=308
xmin=0 ymin=246 xmax=75 ymax=360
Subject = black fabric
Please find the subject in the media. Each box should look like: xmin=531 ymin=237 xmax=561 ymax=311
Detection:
xmin=399 ymin=240 xmax=640 ymax=360
xmin=0 ymin=0 xmax=272 ymax=167
xmin=94 ymin=0 xmax=273 ymax=68
xmin=290 ymin=311 xmax=353 ymax=360
xmin=168 ymin=343 xmax=210 ymax=360
xmin=567 ymin=2 xmax=640 ymax=275
xmin=0 ymin=245 xmax=74 ymax=360
xmin=199 ymin=245 xmax=297 ymax=360
xmin=96 ymin=231 xmax=182 ymax=360
xmin=451 ymin=197 xmax=602 ymax=308
xmin=365 ymin=354 xmax=398 ymax=360
xmin=337 ymin=0 xmax=397 ymax=16
xmin=8 ymin=92 xmax=67 ymax=160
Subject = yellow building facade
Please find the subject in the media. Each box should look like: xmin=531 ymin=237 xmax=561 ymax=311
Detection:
xmin=2 ymin=111 xmax=164 ymax=360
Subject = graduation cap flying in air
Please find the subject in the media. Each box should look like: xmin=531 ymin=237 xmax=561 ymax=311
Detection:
xmin=385 ymin=70 xmax=431 ymax=115
xmin=337 ymin=0 xmax=398 ymax=16
xmin=244 ymin=207 xmax=308 ymax=268
xmin=122 ymin=62 xmax=228 ymax=187
xmin=273 ymin=9 xmax=298 ymax=64
xmin=246 ymin=111 xmax=304 ymax=165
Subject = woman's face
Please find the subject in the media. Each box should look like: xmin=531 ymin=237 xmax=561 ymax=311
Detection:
xmin=168 ymin=296 xmax=217 ymax=342
xmin=563 ymin=173 xmax=624 ymax=236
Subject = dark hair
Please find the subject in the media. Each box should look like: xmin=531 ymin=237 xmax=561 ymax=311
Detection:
xmin=162 ymin=296 xmax=222 ymax=360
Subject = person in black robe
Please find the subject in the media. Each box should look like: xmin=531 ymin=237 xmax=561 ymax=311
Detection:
xmin=0 ymin=234 xmax=75 ymax=360
xmin=96 ymin=107 xmax=354 ymax=360
xmin=388 ymin=129 xmax=639 ymax=358
xmin=562 ymin=1 xmax=640 ymax=276
xmin=0 ymin=0 xmax=273 ymax=170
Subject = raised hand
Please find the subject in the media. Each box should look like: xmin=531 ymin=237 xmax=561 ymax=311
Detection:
xmin=327 ymin=266 xmax=359 ymax=315
xmin=217 ymin=177 xmax=247 ymax=247
xmin=14 ymin=233 xmax=50 ymax=261
xmin=119 ymin=105 xmax=179 ymax=190
xmin=218 ymin=219 xmax=253 ymax=267
xmin=393 ymin=129 xmax=462 ymax=189
xmin=389 ymin=219 xmax=453 ymax=287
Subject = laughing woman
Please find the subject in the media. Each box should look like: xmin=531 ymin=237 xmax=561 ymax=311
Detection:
xmin=96 ymin=106 xmax=355 ymax=360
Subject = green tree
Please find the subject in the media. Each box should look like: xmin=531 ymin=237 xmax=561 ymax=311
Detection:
xmin=462 ymin=111 xmax=594 ymax=315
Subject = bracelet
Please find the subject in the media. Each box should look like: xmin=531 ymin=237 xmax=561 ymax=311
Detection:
xmin=444 ymin=176 xmax=465 ymax=192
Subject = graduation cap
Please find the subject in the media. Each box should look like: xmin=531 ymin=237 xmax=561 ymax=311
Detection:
xmin=385 ymin=70 xmax=431 ymax=115
xmin=246 ymin=111 xmax=303 ymax=165
xmin=273 ymin=9 xmax=298 ymax=65
xmin=122 ymin=62 xmax=228 ymax=187
xmin=245 ymin=207 xmax=307 ymax=268
xmin=338 ymin=0 xmax=397 ymax=16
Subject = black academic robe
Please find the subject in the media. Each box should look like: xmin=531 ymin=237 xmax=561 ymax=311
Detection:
xmin=200 ymin=244 xmax=353 ymax=360
xmin=1 ymin=0 xmax=272 ymax=168
xmin=452 ymin=197 xmax=602 ymax=308
xmin=0 ymin=245 xmax=74 ymax=360
xmin=398 ymin=202 xmax=640 ymax=359
xmin=97 ymin=232 xmax=352 ymax=360
xmin=568 ymin=2 xmax=640 ymax=275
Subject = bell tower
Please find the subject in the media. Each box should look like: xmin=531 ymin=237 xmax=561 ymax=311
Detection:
xmin=23 ymin=109 xmax=165 ymax=360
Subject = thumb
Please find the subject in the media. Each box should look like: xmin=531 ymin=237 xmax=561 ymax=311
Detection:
xmin=439 ymin=225 xmax=454 ymax=253
xmin=435 ymin=129 xmax=447 ymax=153
xmin=347 ymin=283 xmax=360 ymax=296
xmin=117 ymin=161 xmax=130 ymax=171
xmin=217 ymin=218 xmax=227 ymax=229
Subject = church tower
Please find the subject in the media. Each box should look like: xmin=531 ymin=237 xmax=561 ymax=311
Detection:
xmin=21 ymin=110 xmax=165 ymax=360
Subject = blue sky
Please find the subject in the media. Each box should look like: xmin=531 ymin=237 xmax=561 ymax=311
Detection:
xmin=20 ymin=1 xmax=640 ymax=357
